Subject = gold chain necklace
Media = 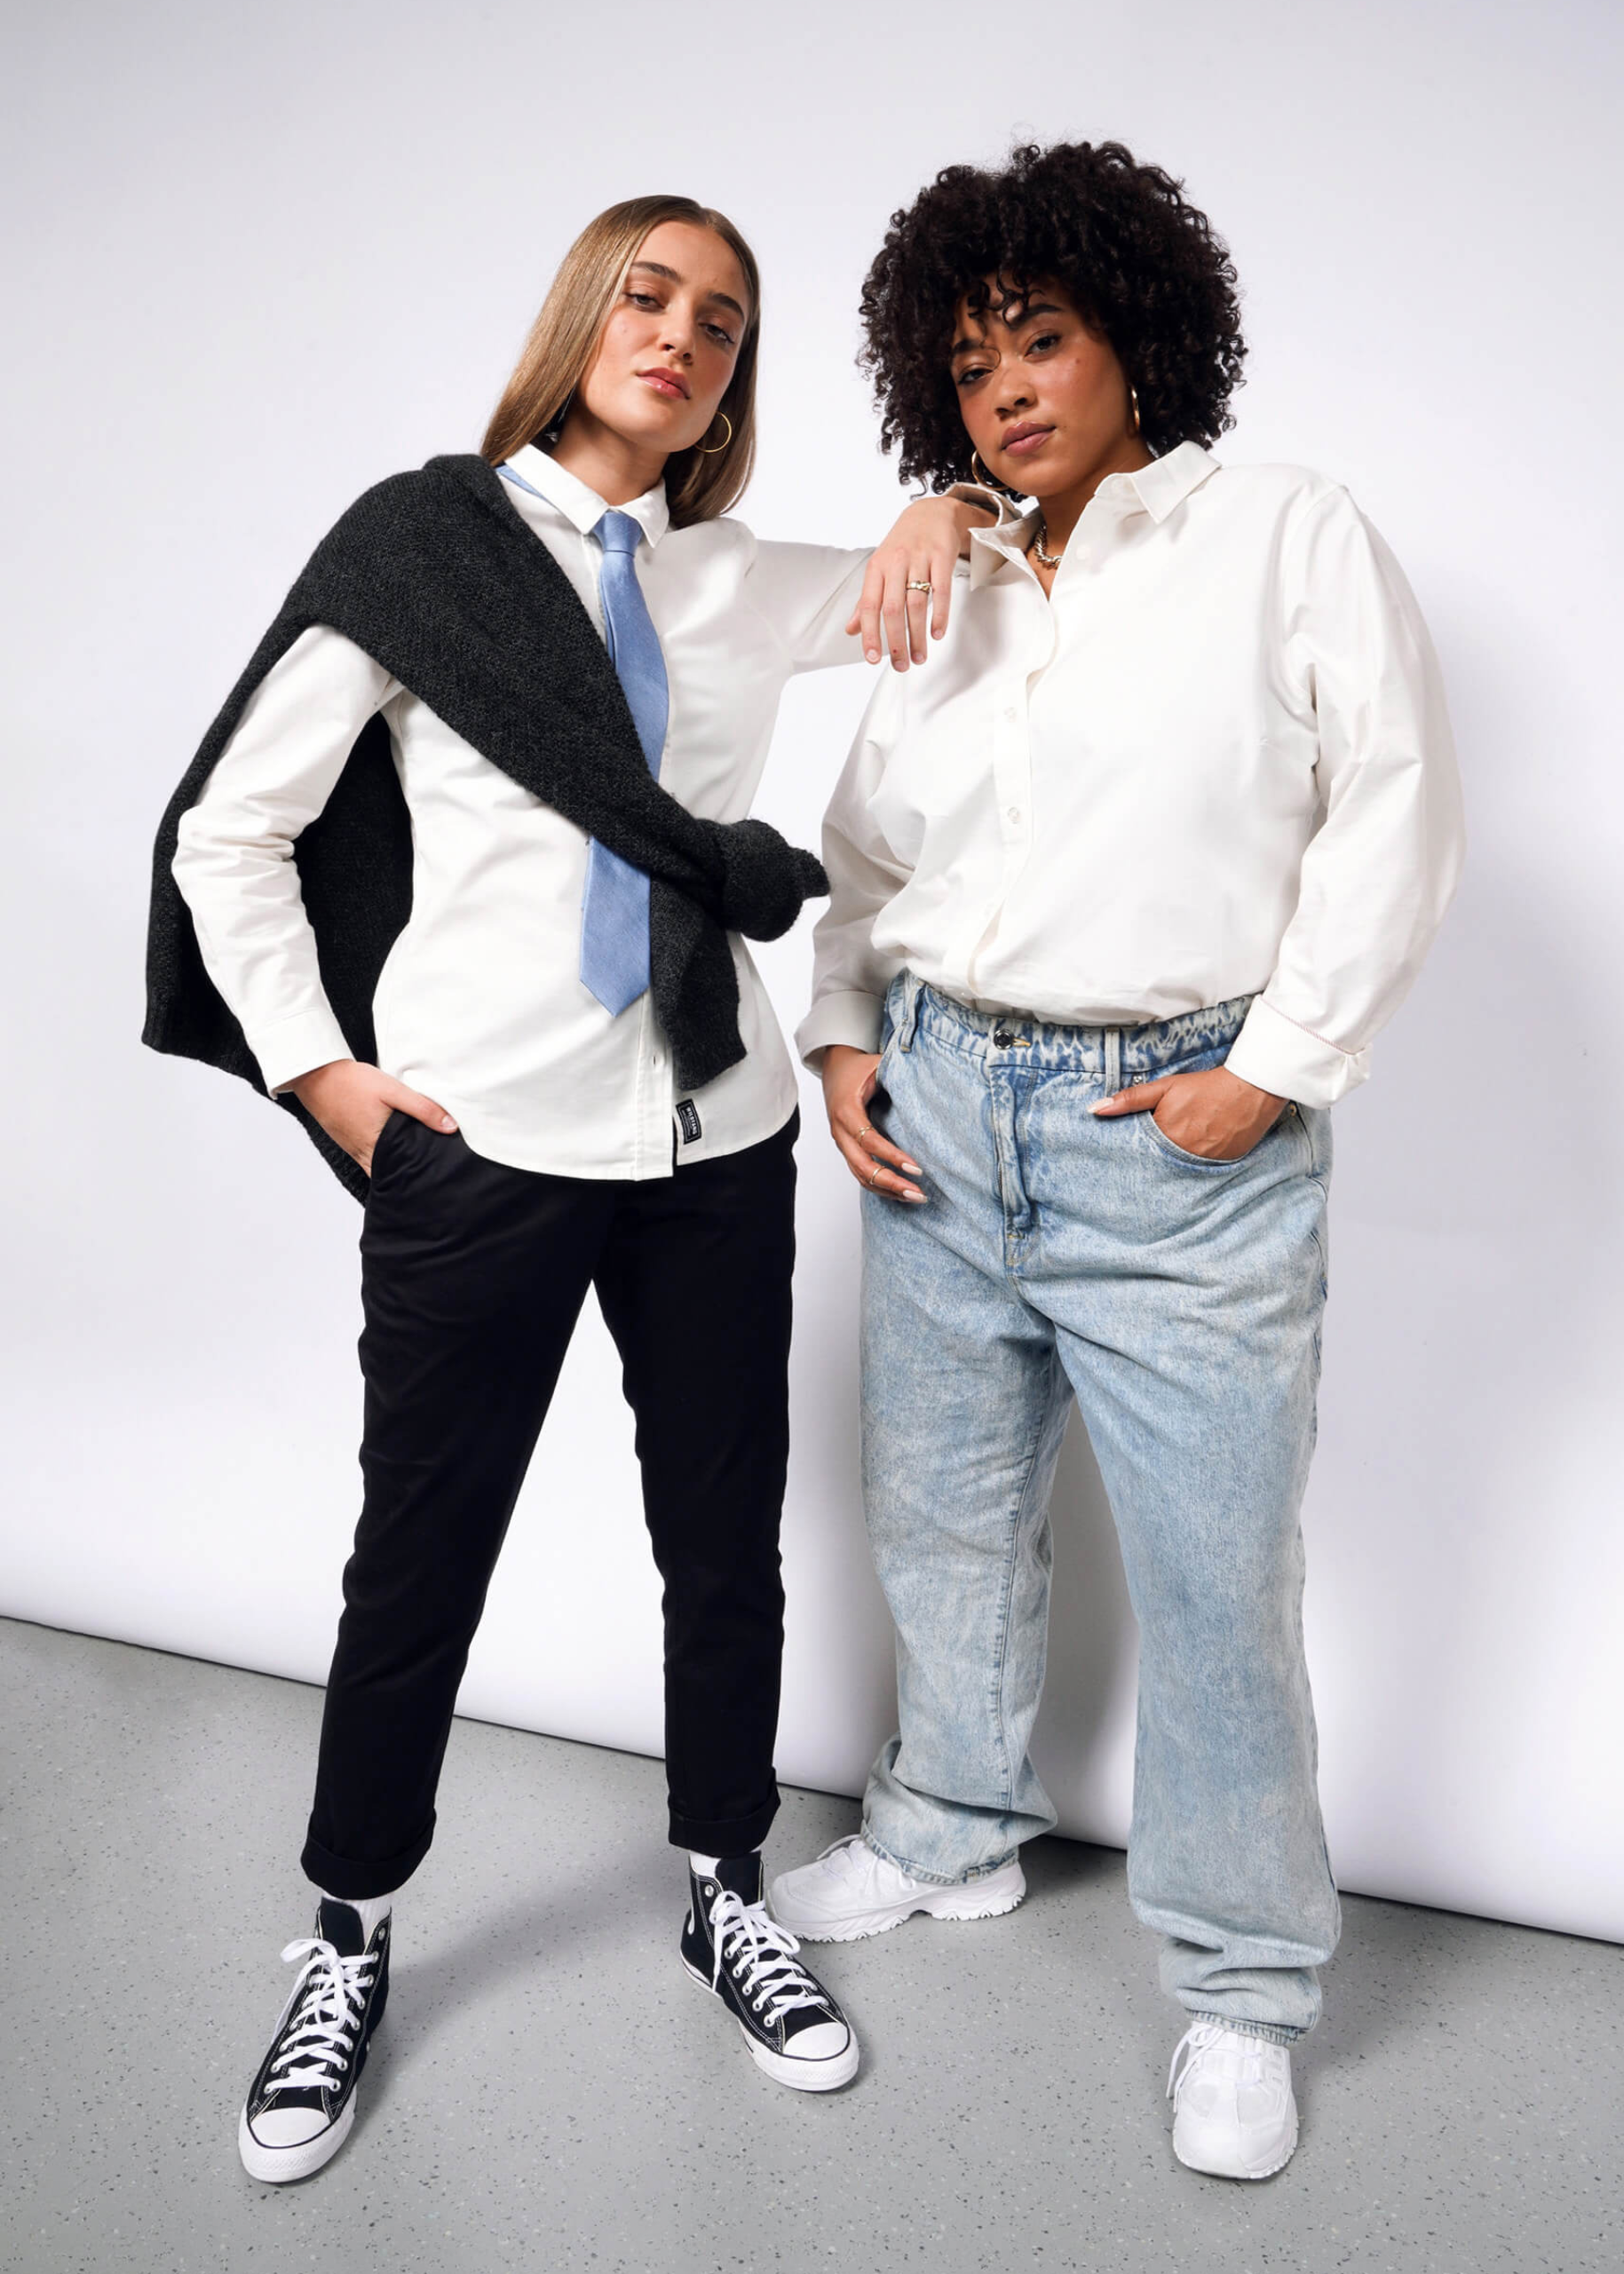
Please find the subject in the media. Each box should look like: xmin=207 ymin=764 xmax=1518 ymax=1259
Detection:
xmin=1031 ymin=519 xmax=1064 ymax=569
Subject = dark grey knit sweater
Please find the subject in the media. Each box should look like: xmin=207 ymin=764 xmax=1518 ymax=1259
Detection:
xmin=143 ymin=453 xmax=827 ymax=1200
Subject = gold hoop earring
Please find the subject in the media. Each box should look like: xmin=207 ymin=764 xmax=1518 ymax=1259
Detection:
xmin=697 ymin=411 xmax=733 ymax=456
xmin=970 ymin=448 xmax=1003 ymax=491
xmin=1129 ymin=384 xmax=1142 ymax=436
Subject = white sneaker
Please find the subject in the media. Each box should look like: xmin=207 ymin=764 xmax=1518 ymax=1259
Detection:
xmin=1167 ymin=2018 xmax=1299 ymax=2179
xmin=767 ymin=1834 xmax=1026 ymax=1944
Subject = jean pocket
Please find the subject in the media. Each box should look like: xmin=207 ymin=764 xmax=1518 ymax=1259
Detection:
xmin=1137 ymin=1105 xmax=1279 ymax=1171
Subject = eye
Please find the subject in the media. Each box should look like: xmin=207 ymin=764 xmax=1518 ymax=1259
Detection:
xmin=704 ymin=321 xmax=738 ymax=348
xmin=955 ymin=365 xmax=991 ymax=390
xmin=1027 ymin=331 xmax=1062 ymax=354
xmin=627 ymin=290 xmax=662 ymax=311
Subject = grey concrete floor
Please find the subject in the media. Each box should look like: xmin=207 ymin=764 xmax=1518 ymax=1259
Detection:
xmin=4 ymin=1617 xmax=1620 ymax=2274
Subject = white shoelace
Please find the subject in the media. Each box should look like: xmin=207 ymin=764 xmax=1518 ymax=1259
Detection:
xmin=708 ymin=1891 xmax=828 ymax=2026
xmin=1167 ymin=2018 xmax=1274 ymax=2104
xmin=266 ymin=1937 xmax=376 ymax=2094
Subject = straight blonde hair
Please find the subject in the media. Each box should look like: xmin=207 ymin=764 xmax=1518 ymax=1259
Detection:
xmin=480 ymin=195 xmax=761 ymax=527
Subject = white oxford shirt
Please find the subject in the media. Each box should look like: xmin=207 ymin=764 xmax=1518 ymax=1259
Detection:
xmin=173 ymin=445 xmax=873 ymax=1178
xmin=798 ymin=444 xmax=1465 ymax=1106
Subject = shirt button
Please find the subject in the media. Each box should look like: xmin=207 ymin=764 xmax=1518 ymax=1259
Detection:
xmin=1007 ymin=806 xmax=1022 ymax=823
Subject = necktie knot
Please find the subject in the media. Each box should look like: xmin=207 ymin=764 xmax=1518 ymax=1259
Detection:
xmin=594 ymin=509 xmax=643 ymax=557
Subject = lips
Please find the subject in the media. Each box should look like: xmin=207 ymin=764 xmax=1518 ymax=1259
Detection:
xmin=637 ymin=368 xmax=690 ymax=400
xmin=1001 ymin=423 xmax=1054 ymax=456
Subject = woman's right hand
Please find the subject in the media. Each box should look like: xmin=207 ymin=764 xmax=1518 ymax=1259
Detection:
xmin=286 ymin=1059 xmax=458 ymax=1175
xmin=821 ymin=1044 xmax=924 ymax=1203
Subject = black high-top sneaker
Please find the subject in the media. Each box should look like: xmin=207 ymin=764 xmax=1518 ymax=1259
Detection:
xmin=681 ymin=1854 xmax=860 ymax=2091
xmin=238 ymin=1898 xmax=391 ymax=2183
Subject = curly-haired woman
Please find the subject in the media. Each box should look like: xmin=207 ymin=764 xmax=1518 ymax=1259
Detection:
xmin=147 ymin=194 xmax=1003 ymax=2179
xmin=769 ymin=143 xmax=1465 ymax=2177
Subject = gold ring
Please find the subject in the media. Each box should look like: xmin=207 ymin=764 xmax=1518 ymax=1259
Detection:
xmin=867 ymin=1162 xmax=882 ymax=1185
xmin=905 ymin=580 xmax=932 ymax=592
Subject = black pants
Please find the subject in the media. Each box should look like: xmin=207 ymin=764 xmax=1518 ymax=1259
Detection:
xmin=302 ymin=1108 xmax=798 ymax=1901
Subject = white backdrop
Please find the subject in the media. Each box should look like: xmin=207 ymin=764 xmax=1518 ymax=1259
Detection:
xmin=4 ymin=0 xmax=1621 ymax=1942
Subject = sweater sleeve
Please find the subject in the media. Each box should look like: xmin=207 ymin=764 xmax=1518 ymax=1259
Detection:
xmin=170 ymin=626 xmax=397 ymax=1093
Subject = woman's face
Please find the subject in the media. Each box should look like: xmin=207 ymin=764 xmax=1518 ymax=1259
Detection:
xmin=575 ymin=219 xmax=749 ymax=459
xmin=949 ymin=276 xmax=1135 ymax=496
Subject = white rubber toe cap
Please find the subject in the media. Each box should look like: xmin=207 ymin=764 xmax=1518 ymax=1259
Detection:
xmin=783 ymin=2020 xmax=852 ymax=2064
xmin=238 ymin=2098 xmax=354 ymax=2183
xmin=246 ymin=2106 xmax=329 ymax=2149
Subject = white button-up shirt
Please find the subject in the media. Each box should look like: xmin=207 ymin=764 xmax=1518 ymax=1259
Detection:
xmin=797 ymin=444 xmax=1464 ymax=1105
xmin=172 ymin=444 xmax=872 ymax=1177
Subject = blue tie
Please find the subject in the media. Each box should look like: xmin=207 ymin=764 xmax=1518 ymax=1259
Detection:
xmin=496 ymin=468 xmax=669 ymax=1016
xmin=578 ymin=509 xmax=669 ymax=1015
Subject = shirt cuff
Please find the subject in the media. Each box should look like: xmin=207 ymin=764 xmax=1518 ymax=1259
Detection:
xmin=1225 ymin=996 xmax=1371 ymax=1108
xmin=795 ymin=989 xmax=885 ymax=1068
xmin=249 ymin=1005 xmax=354 ymax=1096
xmin=945 ymin=479 xmax=1015 ymax=526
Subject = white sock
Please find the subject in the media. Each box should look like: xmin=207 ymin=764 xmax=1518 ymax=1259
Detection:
xmin=320 ymin=1886 xmax=396 ymax=1941
xmin=688 ymin=1852 xmax=722 ymax=1876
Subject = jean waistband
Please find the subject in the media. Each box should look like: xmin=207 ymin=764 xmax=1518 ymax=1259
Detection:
xmin=891 ymin=975 xmax=1255 ymax=1082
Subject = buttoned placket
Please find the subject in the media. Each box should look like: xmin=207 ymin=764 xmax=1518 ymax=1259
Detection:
xmin=963 ymin=550 xmax=1060 ymax=1002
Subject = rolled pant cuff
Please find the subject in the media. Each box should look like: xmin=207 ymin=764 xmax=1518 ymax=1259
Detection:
xmin=1187 ymin=2009 xmax=1307 ymax=2046
xmin=669 ymin=1783 xmax=780 ymax=1858
xmin=303 ymin=1813 xmax=436 ymax=1902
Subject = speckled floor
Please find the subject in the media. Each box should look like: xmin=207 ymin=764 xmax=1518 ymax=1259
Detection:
xmin=5 ymin=1617 xmax=1620 ymax=2274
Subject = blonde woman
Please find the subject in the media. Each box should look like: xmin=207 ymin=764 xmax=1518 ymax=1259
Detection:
xmin=146 ymin=194 xmax=992 ymax=2177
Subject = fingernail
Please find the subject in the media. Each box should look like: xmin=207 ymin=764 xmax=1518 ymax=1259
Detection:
xmin=901 ymin=1160 xmax=921 ymax=1173
xmin=441 ymin=1114 xmax=458 ymax=1130
xmin=866 ymin=648 xmax=879 ymax=662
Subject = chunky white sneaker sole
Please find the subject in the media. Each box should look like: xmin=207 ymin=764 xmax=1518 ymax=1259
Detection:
xmin=237 ymin=2096 xmax=356 ymax=2184
xmin=1172 ymin=2097 xmax=1298 ymax=2180
xmin=768 ymin=1856 xmax=1026 ymax=1944
xmin=682 ymin=1958 xmax=861 ymax=2091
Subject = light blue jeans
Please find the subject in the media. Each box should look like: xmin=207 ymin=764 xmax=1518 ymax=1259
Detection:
xmin=859 ymin=974 xmax=1340 ymax=2040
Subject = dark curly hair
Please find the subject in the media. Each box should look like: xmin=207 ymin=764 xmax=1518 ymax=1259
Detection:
xmin=860 ymin=140 xmax=1245 ymax=488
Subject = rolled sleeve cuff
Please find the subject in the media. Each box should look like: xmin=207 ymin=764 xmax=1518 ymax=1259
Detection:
xmin=250 ymin=1004 xmax=354 ymax=1096
xmin=795 ymin=989 xmax=886 ymax=1068
xmin=945 ymin=479 xmax=1015 ymax=526
xmin=1225 ymin=996 xmax=1371 ymax=1108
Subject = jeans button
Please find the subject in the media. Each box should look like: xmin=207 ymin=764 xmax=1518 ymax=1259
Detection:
xmin=993 ymin=1026 xmax=1014 ymax=1047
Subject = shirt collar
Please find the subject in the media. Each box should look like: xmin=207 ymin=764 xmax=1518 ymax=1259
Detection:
xmin=1105 ymin=440 xmax=1218 ymax=523
xmin=501 ymin=441 xmax=671 ymax=550
xmin=967 ymin=440 xmax=1219 ymax=588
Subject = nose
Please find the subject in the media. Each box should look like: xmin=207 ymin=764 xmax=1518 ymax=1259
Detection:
xmin=660 ymin=308 xmax=695 ymax=363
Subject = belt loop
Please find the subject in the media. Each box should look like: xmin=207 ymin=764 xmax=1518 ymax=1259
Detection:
xmin=1104 ymin=1026 xmax=1121 ymax=1095
xmin=898 ymin=969 xmax=923 ymax=1052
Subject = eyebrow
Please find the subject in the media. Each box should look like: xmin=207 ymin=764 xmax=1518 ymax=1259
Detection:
xmin=628 ymin=259 xmax=748 ymax=326
xmin=949 ymin=298 xmax=1065 ymax=358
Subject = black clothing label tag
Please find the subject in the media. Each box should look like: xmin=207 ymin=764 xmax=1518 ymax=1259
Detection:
xmin=676 ymin=1099 xmax=702 ymax=1145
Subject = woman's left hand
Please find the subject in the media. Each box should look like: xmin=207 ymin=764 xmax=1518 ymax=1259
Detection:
xmin=850 ymin=495 xmax=996 ymax=670
xmin=1091 ymin=1065 xmax=1287 ymax=1161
